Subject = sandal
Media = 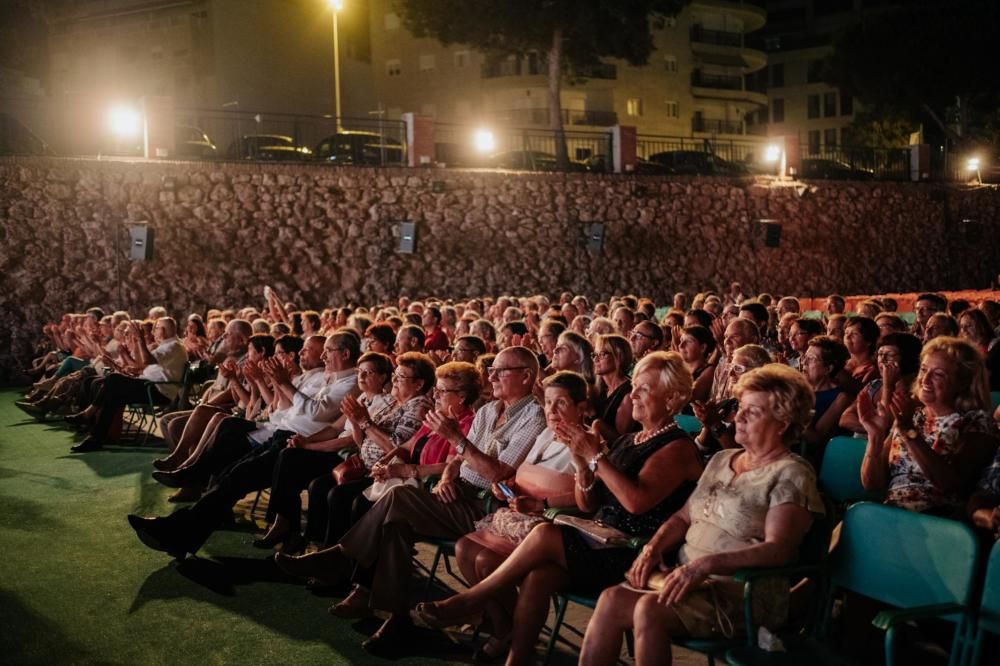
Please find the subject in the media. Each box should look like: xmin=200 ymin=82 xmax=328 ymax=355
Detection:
xmin=411 ymin=601 xmax=482 ymax=630
xmin=329 ymin=585 xmax=372 ymax=619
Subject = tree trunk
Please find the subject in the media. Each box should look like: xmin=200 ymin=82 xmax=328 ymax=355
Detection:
xmin=547 ymin=25 xmax=569 ymax=170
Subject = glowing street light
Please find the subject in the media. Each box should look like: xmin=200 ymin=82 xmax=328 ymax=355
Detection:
xmin=329 ymin=0 xmax=344 ymax=131
xmin=966 ymin=156 xmax=982 ymax=185
xmin=108 ymin=104 xmax=142 ymax=139
xmin=764 ymin=142 xmax=787 ymax=179
xmin=473 ymin=128 xmax=496 ymax=153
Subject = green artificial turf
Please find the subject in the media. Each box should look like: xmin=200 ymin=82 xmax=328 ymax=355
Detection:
xmin=0 ymin=389 xmax=485 ymax=666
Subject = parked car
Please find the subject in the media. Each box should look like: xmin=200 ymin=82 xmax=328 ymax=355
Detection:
xmin=798 ymin=158 xmax=875 ymax=181
xmin=313 ymin=130 xmax=405 ymax=166
xmin=486 ymin=149 xmax=588 ymax=172
xmin=224 ymin=134 xmax=312 ymax=161
xmin=646 ymin=150 xmax=750 ymax=176
xmin=584 ymin=154 xmax=673 ymax=175
xmin=174 ymin=125 xmax=217 ymax=159
xmin=0 ymin=113 xmax=52 ymax=156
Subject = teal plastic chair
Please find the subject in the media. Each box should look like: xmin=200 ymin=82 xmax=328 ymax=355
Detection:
xmin=818 ymin=436 xmax=885 ymax=507
xmin=726 ymin=502 xmax=979 ymax=666
xmin=674 ymin=414 xmax=704 ymax=436
xmin=991 ymin=391 xmax=1000 ymax=411
xmin=802 ymin=310 xmax=823 ymax=320
xmin=968 ymin=539 xmax=1000 ymax=665
xmin=898 ymin=311 xmax=917 ymax=326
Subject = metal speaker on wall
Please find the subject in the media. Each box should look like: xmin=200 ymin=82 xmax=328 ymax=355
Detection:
xmin=397 ymin=221 xmax=417 ymax=254
xmin=759 ymin=219 xmax=782 ymax=248
xmin=128 ymin=223 xmax=155 ymax=261
xmin=586 ymin=223 xmax=604 ymax=253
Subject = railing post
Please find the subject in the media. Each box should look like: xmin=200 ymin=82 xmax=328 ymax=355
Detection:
xmin=611 ymin=125 xmax=637 ymax=173
xmin=401 ymin=113 xmax=434 ymax=167
xmin=140 ymin=95 xmax=174 ymax=159
xmin=909 ymin=143 xmax=929 ymax=181
xmin=783 ymin=135 xmax=800 ymax=178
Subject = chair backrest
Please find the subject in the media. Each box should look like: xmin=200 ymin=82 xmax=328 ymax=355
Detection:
xmin=830 ymin=503 xmax=979 ymax=615
xmin=674 ymin=414 xmax=703 ymax=436
xmin=819 ymin=436 xmax=884 ymax=505
xmin=977 ymin=539 xmax=1000 ymax=636
xmin=991 ymin=391 xmax=1000 ymax=411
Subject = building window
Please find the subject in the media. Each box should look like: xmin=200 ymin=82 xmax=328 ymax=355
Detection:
xmin=453 ymin=51 xmax=469 ymax=68
xmin=807 ymin=59 xmax=823 ymax=83
xmin=772 ymin=98 xmax=785 ymax=123
xmin=808 ymin=130 xmax=821 ymax=155
xmin=770 ymin=63 xmax=784 ymax=87
xmin=823 ymin=92 xmax=837 ymax=117
xmin=419 ymin=54 xmax=435 ymax=71
xmin=626 ymin=98 xmax=643 ymax=117
xmin=824 ymin=128 xmax=838 ymax=148
xmin=840 ymin=93 xmax=853 ymax=116
xmin=664 ymin=101 xmax=679 ymax=118
xmin=807 ymin=94 xmax=820 ymax=119
xmin=386 ymin=59 xmax=402 ymax=76
xmin=663 ymin=55 xmax=677 ymax=73
xmin=384 ymin=13 xmax=400 ymax=30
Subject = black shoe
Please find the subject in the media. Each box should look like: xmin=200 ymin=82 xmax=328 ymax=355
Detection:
xmin=127 ymin=514 xmax=192 ymax=559
xmin=64 ymin=412 xmax=93 ymax=429
xmin=152 ymin=468 xmax=196 ymax=488
xmin=15 ymin=400 xmax=44 ymax=415
xmin=70 ymin=437 xmax=105 ymax=453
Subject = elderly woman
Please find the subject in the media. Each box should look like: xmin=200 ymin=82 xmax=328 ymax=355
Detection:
xmin=958 ymin=308 xmax=1000 ymax=390
xmin=535 ymin=319 xmax=567 ymax=370
xmin=592 ymin=334 xmax=637 ymax=440
xmin=842 ymin=316 xmax=880 ymax=389
xmin=363 ymin=323 xmax=396 ymax=355
xmin=550 ymin=330 xmax=595 ymax=383
xmin=800 ymin=335 xmax=853 ymax=452
xmin=411 ymin=352 xmax=704 ymax=665
xmin=839 ymin=333 xmax=921 ymax=436
xmin=452 ymin=371 xmax=588 ymax=660
xmin=277 ymin=352 xmax=435 ymax=552
xmin=579 ymin=364 xmax=824 ymax=665
xmin=859 ymin=336 xmax=997 ymax=516
xmin=586 ymin=317 xmax=616 ymax=344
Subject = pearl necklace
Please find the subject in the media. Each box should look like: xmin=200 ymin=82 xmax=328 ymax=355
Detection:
xmin=634 ymin=421 xmax=678 ymax=445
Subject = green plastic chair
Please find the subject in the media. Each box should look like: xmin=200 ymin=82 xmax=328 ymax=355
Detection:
xmin=991 ymin=391 xmax=1000 ymax=411
xmin=967 ymin=539 xmax=1000 ymax=665
xmin=818 ymin=436 xmax=885 ymax=508
xmin=898 ymin=311 xmax=917 ymax=325
xmin=123 ymin=365 xmax=192 ymax=446
xmin=674 ymin=414 xmax=704 ymax=436
xmin=726 ymin=502 xmax=979 ymax=666
xmin=802 ymin=310 xmax=823 ymax=320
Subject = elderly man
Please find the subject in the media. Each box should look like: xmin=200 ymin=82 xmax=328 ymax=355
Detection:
xmin=394 ymin=324 xmax=426 ymax=355
xmin=274 ymin=346 xmax=546 ymax=654
xmin=629 ymin=320 xmax=663 ymax=362
xmin=69 ymin=317 xmax=187 ymax=452
xmin=709 ymin=318 xmax=761 ymax=402
xmin=128 ymin=331 xmax=360 ymax=558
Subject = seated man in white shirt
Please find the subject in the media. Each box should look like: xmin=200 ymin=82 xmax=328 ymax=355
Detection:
xmin=71 ymin=317 xmax=188 ymax=453
xmin=127 ymin=330 xmax=361 ymax=559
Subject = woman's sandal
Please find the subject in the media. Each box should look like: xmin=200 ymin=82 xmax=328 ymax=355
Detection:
xmin=472 ymin=635 xmax=512 ymax=663
xmin=411 ymin=601 xmax=482 ymax=630
xmin=329 ymin=585 xmax=372 ymax=619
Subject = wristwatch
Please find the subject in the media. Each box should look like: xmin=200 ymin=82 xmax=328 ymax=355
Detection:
xmin=901 ymin=425 xmax=920 ymax=441
xmin=455 ymin=438 xmax=467 ymax=455
xmin=587 ymin=449 xmax=608 ymax=472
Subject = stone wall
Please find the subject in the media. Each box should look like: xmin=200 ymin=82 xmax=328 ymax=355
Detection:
xmin=1 ymin=156 xmax=998 ymax=383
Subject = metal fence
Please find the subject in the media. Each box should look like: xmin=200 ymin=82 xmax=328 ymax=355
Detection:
xmin=432 ymin=122 xmax=612 ymax=169
xmin=636 ymin=133 xmax=765 ymax=164
xmin=802 ymin=145 xmax=911 ymax=180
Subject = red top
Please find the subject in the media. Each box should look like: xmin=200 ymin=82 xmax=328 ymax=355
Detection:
xmin=424 ymin=326 xmax=450 ymax=351
xmin=408 ymin=406 xmax=475 ymax=465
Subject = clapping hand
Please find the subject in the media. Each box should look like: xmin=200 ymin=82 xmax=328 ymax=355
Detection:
xmin=554 ymin=419 xmax=604 ymax=460
xmin=341 ymin=394 xmax=371 ymax=427
xmin=710 ymin=317 xmax=726 ymax=347
xmin=888 ymin=384 xmax=920 ymax=431
xmin=424 ymin=406 xmax=464 ymax=443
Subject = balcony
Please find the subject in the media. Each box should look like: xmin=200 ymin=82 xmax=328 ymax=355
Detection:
xmin=691 ymin=70 xmax=769 ymax=106
xmin=482 ymin=59 xmax=616 ymax=80
xmin=493 ymin=108 xmax=618 ymax=127
xmin=690 ymin=25 xmax=767 ymax=71
xmin=690 ymin=0 xmax=767 ymax=32
xmin=692 ymin=117 xmax=744 ymax=135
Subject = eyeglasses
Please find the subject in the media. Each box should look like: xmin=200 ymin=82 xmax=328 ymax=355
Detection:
xmin=876 ymin=350 xmax=901 ymax=362
xmin=325 ymin=346 xmax=346 ymax=354
xmin=630 ymin=330 xmax=655 ymax=340
xmin=488 ymin=366 xmax=529 ymax=376
xmin=358 ymin=369 xmax=384 ymax=378
xmin=591 ymin=351 xmax=612 ymax=360
xmin=729 ymin=362 xmax=749 ymax=375
xmin=433 ymin=387 xmax=463 ymax=397
xmin=392 ymin=372 xmax=417 ymax=382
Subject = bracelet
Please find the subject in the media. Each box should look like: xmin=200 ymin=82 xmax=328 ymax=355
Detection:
xmin=359 ymin=419 xmax=372 ymax=432
xmin=576 ymin=471 xmax=598 ymax=493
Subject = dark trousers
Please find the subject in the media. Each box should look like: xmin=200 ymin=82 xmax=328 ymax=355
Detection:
xmin=185 ymin=417 xmax=257 ymax=486
xmin=306 ymin=474 xmax=373 ymax=547
xmin=268 ymin=447 xmax=345 ymax=528
xmin=92 ymin=373 xmax=169 ymax=440
xmin=169 ymin=430 xmax=293 ymax=550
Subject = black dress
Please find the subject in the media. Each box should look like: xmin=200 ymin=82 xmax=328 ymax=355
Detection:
xmin=595 ymin=380 xmax=634 ymax=434
xmin=561 ymin=427 xmax=696 ymax=595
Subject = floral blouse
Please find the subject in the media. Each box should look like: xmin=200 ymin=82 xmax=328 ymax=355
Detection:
xmin=357 ymin=393 xmax=433 ymax=470
xmin=886 ymin=407 xmax=995 ymax=514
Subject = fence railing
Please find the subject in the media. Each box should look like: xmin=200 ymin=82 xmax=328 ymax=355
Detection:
xmin=432 ymin=122 xmax=611 ymax=169
xmin=636 ymin=133 xmax=765 ymax=165
xmin=800 ymin=145 xmax=911 ymax=181
xmin=692 ymin=117 xmax=745 ymax=135
xmin=690 ymin=25 xmax=744 ymax=47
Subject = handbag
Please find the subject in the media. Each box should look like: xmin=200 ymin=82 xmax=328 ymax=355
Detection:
xmin=332 ymin=454 xmax=367 ymax=485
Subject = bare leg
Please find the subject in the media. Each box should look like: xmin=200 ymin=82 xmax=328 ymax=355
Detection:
xmin=456 ymin=536 xmax=487 ymax=584
xmin=431 ymin=523 xmax=568 ymax=617
xmin=507 ymin=564 xmax=570 ymax=666
xmin=579 ymin=585 xmax=642 ymax=666
xmin=632 ymin=593 xmax=684 ymax=666
xmin=456 ymin=537 xmax=514 ymax=639
xmin=177 ymin=412 xmax=227 ymax=468
xmin=167 ymin=405 xmax=223 ymax=465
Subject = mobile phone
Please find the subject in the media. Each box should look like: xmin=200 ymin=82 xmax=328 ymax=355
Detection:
xmin=719 ymin=398 xmax=739 ymax=418
xmin=497 ymin=482 xmax=516 ymax=500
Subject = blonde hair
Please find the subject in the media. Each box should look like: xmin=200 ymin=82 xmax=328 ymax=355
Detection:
xmin=632 ymin=350 xmax=693 ymax=411
xmin=732 ymin=344 xmax=772 ymax=369
xmin=435 ymin=361 xmax=482 ymax=406
xmin=734 ymin=363 xmax=815 ymax=444
xmin=918 ymin=336 xmax=990 ymax=412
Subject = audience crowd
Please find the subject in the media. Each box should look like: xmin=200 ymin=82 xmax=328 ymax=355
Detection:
xmin=17 ymin=284 xmax=1000 ymax=664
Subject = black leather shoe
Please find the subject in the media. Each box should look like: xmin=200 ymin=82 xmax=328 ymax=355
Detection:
xmin=152 ymin=468 xmax=196 ymax=488
xmin=15 ymin=400 xmax=44 ymax=415
xmin=64 ymin=412 xmax=93 ymax=429
xmin=70 ymin=437 xmax=105 ymax=453
xmin=127 ymin=514 xmax=191 ymax=559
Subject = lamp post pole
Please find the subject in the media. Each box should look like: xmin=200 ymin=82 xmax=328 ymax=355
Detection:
xmin=331 ymin=0 xmax=343 ymax=131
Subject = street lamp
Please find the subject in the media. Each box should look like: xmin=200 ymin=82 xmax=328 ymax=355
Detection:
xmin=966 ymin=156 xmax=982 ymax=185
xmin=329 ymin=0 xmax=343 ymax=131
xmin=473 ymin=128 xmax=496 ymax=153
xmin=764 ymin=142 xmax=786 ymax=180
